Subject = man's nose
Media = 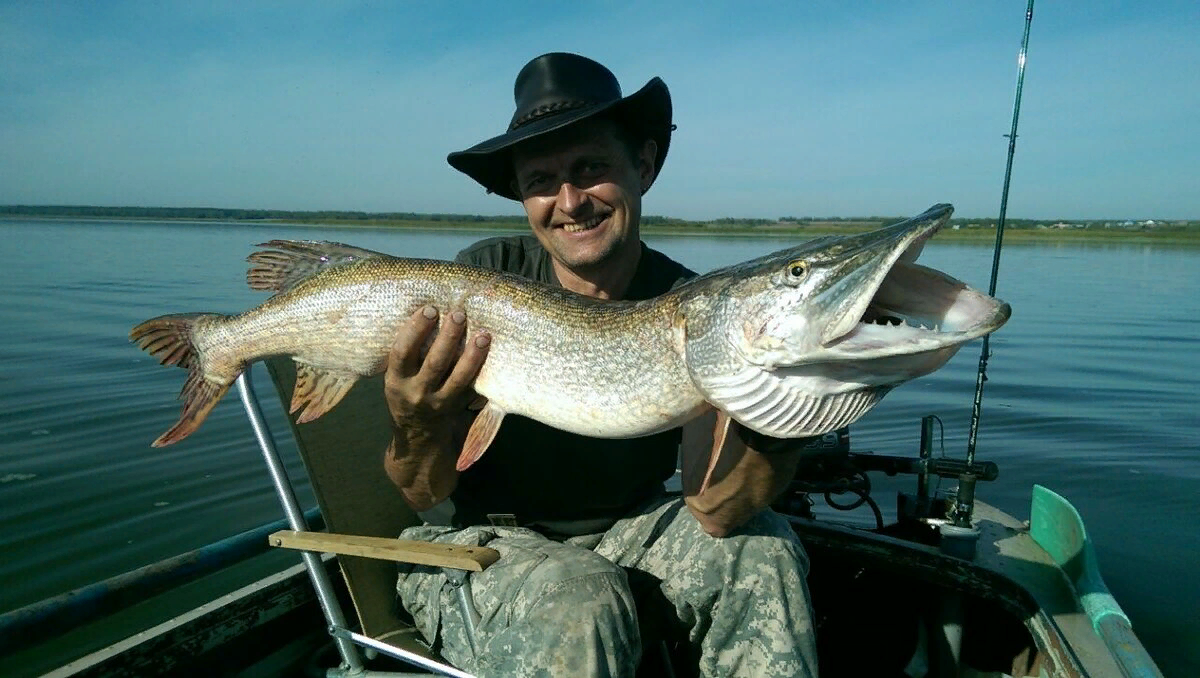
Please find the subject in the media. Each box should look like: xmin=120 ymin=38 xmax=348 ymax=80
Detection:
xmin=557 ymin=181 xmax=588 ymax=215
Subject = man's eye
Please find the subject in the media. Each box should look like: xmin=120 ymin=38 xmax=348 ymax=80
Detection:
xmin=525 ymin=176 xmax=549 ymax=191
xmin=582 ymin=162 xmax=607 ymax=176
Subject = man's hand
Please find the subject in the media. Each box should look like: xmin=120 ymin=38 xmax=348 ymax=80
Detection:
xmin=383 ymin=305 xmax=490 ymax=510
xmin=386 ymin=306 xmax=491 ymax=420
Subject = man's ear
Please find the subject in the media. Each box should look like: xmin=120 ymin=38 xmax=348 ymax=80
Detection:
xmin=638 ymin=139 xmax=658 ymax=191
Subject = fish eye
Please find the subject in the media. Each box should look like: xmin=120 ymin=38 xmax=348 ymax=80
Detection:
xmin=787 ymin=260 xmax=809 ymax=280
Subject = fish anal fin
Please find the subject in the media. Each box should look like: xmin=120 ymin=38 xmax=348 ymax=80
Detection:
xmin=457 ymin=402 xmax=506 ymax=471
xmin=246 ymin=240 xmax=394 ymax=294
xmin=290 ymin=362 xmax=359 ymax=423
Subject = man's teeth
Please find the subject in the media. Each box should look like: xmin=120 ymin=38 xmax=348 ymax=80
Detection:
xmin=562 ymin=215 xmax=608 ymax=233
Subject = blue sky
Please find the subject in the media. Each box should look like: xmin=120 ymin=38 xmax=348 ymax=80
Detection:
xmin=2 ymin=1 xmax=1196 ymax=220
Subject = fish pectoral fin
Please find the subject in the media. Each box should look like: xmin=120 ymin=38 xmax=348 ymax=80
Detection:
xmin=457 ymin=402 xmax=506 ymax=471
xmin=679 ymin=409 xmax=744 ymax=497
xmin=290 ymin=363 xmax=359 ymax=423
xmin=701 ymin=410 xmax=742 ymax=495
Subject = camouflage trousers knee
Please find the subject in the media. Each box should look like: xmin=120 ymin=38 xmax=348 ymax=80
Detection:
xmin=396 ymin=496 xmax=818 ymax=678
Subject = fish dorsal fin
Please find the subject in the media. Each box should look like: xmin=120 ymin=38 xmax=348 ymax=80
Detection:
xmin=247 ymin=240 xmax=394 ymax=294
xmin=457 ymin=402 xmax=506 ymax=471
xmin=290 ymin=361 xmax=360 ymax=423
xmin=689 ymin=363 xmax=888 ymax=439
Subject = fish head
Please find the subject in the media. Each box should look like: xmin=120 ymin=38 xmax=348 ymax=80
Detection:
xmin=679 ymin=203 xmax=1012 ymax=437
xmin=735 ymin=203 xmax=1010 ymax=369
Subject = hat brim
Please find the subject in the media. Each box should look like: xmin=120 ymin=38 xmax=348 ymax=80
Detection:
xmin=448 ymin=77 xmax=672 ymax=201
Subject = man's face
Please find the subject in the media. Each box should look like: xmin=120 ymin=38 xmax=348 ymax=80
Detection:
xmin=511 ymin=118 xmax=656 ymax=272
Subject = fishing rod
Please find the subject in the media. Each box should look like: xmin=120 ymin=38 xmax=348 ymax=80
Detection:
xmin=952 ymin=0 xmax=1035 ymax=528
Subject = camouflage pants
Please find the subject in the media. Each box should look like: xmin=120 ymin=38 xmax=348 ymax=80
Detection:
xmin=396 ymin=496 xmax=818 ymax=678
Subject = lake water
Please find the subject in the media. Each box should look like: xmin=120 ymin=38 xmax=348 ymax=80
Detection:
xmin=1 ymin=218 xmax=1197 ymax=674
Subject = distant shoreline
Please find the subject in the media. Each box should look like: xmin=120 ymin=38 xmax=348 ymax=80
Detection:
xmin=5 ymin=213 xmax=1200 ymax=245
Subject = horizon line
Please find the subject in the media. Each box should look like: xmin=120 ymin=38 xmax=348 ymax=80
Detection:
xmin=3 ymin=204 xmax=1196 ymax=225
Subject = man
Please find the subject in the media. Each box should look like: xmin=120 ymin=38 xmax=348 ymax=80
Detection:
xmin=383 ymin=53 xmax=818 ymax=677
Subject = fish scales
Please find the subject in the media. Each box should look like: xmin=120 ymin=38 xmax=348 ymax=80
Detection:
xmin=156 ymin=255 xmax=706 ymax=445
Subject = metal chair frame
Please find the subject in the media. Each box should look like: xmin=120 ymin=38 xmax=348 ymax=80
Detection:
xmin=236 ymin=369 xmax=482 ymax=678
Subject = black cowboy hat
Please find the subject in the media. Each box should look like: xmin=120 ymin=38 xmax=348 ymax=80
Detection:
xmin=447 ymin=52 xmax=673 ymax=201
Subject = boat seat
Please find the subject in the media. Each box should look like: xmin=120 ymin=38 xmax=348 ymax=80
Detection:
xmin=245 ymin=356 xmax=685 ymax=676
xmin=243 ymin=355 xmax=691 ymax=676
xmin=240 ymin=357 xmax=494 ymax=677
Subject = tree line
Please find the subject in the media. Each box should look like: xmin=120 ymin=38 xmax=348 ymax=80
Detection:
xmin=0 ymin=205 xmax=530 ymax=224
xmin=2 ymin=205 xmax=1194 ymax=230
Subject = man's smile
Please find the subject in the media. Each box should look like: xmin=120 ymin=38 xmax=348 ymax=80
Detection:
xmin=559 ymin=212 xmax=611 ymax=233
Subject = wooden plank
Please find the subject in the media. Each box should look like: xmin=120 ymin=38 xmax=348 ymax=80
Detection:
xmin=268 ymin=531 xmax=499 ymax=572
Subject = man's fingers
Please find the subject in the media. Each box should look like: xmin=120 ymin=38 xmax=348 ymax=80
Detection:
xmin=414 ymin=309 xmax=468 ymax=390
xmin=385 ymin=307 xmax=487 ymax=417
xmin=441 ymin=331 xmax=491 ymax=399
xmin=389 ymin=306 xmax=440 ymax=379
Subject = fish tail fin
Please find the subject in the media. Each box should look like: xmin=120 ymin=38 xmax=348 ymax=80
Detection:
xmin=154 ymin=373 xmax=234 ymax=447
xmin=246 ymin=240 xmax=391 ymax=294
xmin=130 ymin=313 xmax=208 ymax=370
xmin=131 ymin=313 xmax=237 ymax=447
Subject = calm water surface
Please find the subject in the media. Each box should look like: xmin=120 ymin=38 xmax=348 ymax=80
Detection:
xmin=1 ymin=219 xmax=1197 ymax=674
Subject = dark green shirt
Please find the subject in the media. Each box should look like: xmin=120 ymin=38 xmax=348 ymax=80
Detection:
xmin=450 ymin=235 xmax=696 ymax=533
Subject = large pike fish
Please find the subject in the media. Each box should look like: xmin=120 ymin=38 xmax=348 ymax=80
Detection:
xmin=132 ymin=204 xmax=1009 ymax=477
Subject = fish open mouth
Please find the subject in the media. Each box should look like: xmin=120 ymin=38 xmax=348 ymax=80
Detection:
xmin=834 ymin=251 xmax=1011 ymax=357
xmin=813 ymin=204 xmax=1010 ymax=358
xmin=860 ymin=261 xmax=1007 ymax=335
